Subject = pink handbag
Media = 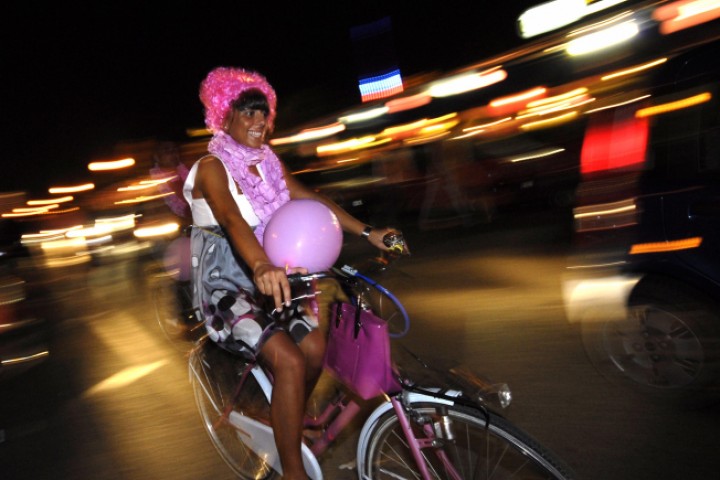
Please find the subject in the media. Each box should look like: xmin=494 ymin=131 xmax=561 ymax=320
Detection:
xmin=323 ymin=302 xmax=402 ymax=400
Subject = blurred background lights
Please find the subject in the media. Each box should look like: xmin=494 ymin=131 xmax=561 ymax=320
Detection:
xmin=88 ymin=158 xmax=136 ymax=171
xmin=270 ymin=122 xmax=347 ymax=146
xmin=359 ymin=69 xmax=404 ymax=102
xmin=338 ymin=106 xmax=390 ymax=124
xmin=27 ymin=196 xmax=74 ymax=205
xmin=134 ymin=222 xmax=180 ymax=239
xmin=566 ymin=20 xmax=639 ymax=55
xmin=385 ymin=93 xmax=432 ymax=113
xmin=427 ymin=69 xmax=507 ymax=97
xmin=654 ymin=0 xmax=720 ymax=34
xmin=48 ymin=183 xmax=94 ymax=194
xmin=518 ymin=0 xmax=629 ymax=39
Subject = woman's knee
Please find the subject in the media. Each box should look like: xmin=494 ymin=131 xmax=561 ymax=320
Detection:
xmin=261 ymin=333 xmax=307 ymax=377
xmin=302 ymin=329 xmax=326 ymax=356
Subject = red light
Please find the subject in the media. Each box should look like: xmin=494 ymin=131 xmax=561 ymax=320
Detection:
xmin=580 ymin=108 xmax=649 ymax=174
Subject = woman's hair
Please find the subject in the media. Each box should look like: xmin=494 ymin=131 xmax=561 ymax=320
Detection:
xmin=199 ymin=67 xmax=277 ymax=132
xmin=231 ymin=89 xmax=270 ymax=117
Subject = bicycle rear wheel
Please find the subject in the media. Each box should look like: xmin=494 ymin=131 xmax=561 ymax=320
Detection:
xmin=361 ymin=402 xmax=574 ymax=479
xmin=190 ymin=343 xmax=280 ymax=480
xmin=148 ymin=266 xmax=202 ymax=351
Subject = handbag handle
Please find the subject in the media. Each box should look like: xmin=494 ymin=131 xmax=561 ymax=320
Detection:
xmin=333 ymin=301 xmax=363 ymax=339
xmin=353 ymin=298 xmax=362 ymax=339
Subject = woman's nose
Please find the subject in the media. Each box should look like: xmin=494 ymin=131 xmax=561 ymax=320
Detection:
xmin=252 ymin=111 xmax=267 ymax=124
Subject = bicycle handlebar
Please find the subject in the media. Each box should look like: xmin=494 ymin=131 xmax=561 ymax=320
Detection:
xmin=286 ymin=263 xmax=410 ymax=339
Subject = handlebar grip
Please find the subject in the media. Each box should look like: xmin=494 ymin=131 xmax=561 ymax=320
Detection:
xmin=382 ymin=231 xmax=407 ymax=255
xmin=287 ymin=272 xmax=330 ymax=285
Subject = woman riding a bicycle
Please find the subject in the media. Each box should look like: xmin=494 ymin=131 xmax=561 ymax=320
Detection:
xmin=184 ymin=66 xmax=403 ymax=480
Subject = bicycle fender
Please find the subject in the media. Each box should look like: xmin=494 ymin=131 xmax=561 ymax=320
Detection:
xmin=251 ymin=365 xmax=273 ymax=402
xmin=233 ymin=413 xmax=323 ymax=479
xmin=355 ymin=390 xmax=461 ymax=475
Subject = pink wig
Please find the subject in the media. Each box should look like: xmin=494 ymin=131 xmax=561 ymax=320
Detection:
xmin=199 ymin=67 xmax=277 ymax=132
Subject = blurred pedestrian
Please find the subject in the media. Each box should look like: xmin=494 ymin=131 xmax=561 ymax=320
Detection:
xmin=149 ymin=140 xmax=191 ymax=222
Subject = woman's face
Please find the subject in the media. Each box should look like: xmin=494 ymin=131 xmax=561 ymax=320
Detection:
xmin=225 ymin=107 xmax=268 ymax=149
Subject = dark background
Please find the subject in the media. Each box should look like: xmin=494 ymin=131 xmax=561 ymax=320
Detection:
xmin=1 ymin=1 xmax=537 ymax=195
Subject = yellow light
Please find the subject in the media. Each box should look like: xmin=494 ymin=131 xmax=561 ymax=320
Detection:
xmin=462 ymin=117 xmax=513 ymax=133
xmin=134 ymin=222 xmax=180 ymax=238
xmin=66 ymin=225 xmax=113 ymax=238
xmin=490 ymin=87 xmax=547 ymax=108
xmin=338 ymin=107 xmax=389 ymax=124
xmin=574 ymin=199 xmax=636 ymax=219
xmin=95 ymin=214 xmax=136 ymax=232
xmin=40 ymin=237 xmax=87 ymax=251
xmin=27 ymin=196 xmax=74 ymax=205
xmin=526 ymin=88 xmax=588 ymax=108
xmin=186 ymin=127 xmax=212 ymax=137
xmin=427 ymin=68 xmax=507 ymax=97
xmin=117 ymin=183 xmax=163 ymax=192
xmin=601 ymin=58 xmax=667 ymax=81
xmin=3 ymin=207 xmax=79 ymax=218
xmin=49 ymin=183 xmax=95 ymax=194
xmin=585 ymin=94 xmax=651 ymax=114
xmin=316 ymin=136 xmax=377 ymax=155
xmin=635 ymin=92 xmax=711 ymax=117
xmin=630 ymin=237 xmax=702 ymax=254
xmin=518 ymin=0 xmax=628 ymax=39
xmin=12 ymin=205 xmax=59 ymax=213
xmin=419 ymin=120 xmax=459 ymax=136
xmin=88 ymin=158 xmax=136 ymax=171
xmin=518 ymin=88 xmax=594 ymax=118
xmin=85 ymin=360 xmax=167 ymax=395
xmin=566 ymin=20 xmax=639 ymax=56
xmin=114 ymin=192 xmax=173 ymax=205
xmin=506 ymin=148 xmax=566 ymax=163
xmin=519 ymin=111 xmax=578 ymax=130
xmin=270 ymin=122 xmax=346 ymax=145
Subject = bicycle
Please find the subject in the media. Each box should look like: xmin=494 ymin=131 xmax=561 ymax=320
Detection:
xmin=187 ymin=250 xmax=576 ymax=479
xmin=144 ymin=228 xmax=204 ymax=351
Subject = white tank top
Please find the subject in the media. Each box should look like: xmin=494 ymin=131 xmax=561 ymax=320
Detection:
xmin=182 ymin=157 xmax=261 ymax=228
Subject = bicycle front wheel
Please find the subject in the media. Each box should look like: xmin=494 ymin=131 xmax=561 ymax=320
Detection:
xmin=361 ymin=402 xmax=574 ymax=480
xmin=190 ymin=344 xmax=280 ymax=480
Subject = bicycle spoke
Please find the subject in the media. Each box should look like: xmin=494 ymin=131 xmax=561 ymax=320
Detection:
xmin=362 ymin=403 xmax=573 ymax=479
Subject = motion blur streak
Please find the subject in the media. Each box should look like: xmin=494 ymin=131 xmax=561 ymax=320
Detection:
xmin=427 ymin=69 xmax=507 ymax=97
xmin=629 ymin=237 xmax=703 ymax=254
xmin=654 ymin=0 xmax=720 ymax=34
xmin=566 ymin=20 xmax=639 ymax=56
xmin=87 ymin=158 xmax=136 ymax=171
xmin=601 ymin=58 xmax=668 ymax=81
xmin=48 ymin=183 xmax=95 ymax=194
xmin=635 ymin=92 xmax=712 ymax=117
xmin=85 ymin=360 xmax=168 ymax=396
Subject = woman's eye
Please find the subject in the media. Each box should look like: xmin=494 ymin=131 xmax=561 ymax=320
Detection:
xmin=239 ymin=108 xmax=268 ymax=119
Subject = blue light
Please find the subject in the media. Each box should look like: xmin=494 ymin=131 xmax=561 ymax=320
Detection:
xmin=358 ymin=69 xmax=404 ymax=101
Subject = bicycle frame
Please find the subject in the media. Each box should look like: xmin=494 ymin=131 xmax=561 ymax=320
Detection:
xmin=199 ymin=350 xmax=474 ymax=480
xmin=190 ymin=265 xmax=516 ymax=480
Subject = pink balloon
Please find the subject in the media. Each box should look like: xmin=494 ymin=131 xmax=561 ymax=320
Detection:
xmin=263 ymin=200 xmax=342 ymax=273
xmin=163 ymin=235 xmax=192 ymax=281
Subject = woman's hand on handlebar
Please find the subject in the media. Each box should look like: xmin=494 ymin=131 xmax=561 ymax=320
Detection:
xmin=366 ymin=226 xmax=410 ymax=256
xmin=253 ymin=263 xmax=308 ymax=312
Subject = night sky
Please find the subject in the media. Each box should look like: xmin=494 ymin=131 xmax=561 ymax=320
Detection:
xmin=2 ymin=1 xmax=537 ymax=195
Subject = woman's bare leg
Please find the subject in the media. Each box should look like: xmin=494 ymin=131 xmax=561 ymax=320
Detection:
xmin=259 ymin=332 xmax=308 ymax=479
xmin=299 ymin=328 xmax=326 ymax=399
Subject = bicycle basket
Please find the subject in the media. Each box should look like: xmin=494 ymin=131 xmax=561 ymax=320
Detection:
xmin=323 ymin=301 xmax=402 ymax=400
